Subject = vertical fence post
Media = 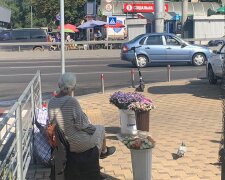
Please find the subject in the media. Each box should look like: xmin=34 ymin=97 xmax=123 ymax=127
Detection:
xmin=30 ymin=84 xmax=35 ymax=165
xmin=38 ymin=71 xmax=42 ymax=108
xmin=167 ymin=65 xmax=171 ymax=82
xmin=131 ymin=69 xmax=135 ymax=88
xmin=101 ymin=74 xmax=105 ymax=94
xmin=16 ymin=103 xmax=23 ymax=180
xmin=31 ymin=84 xmax=34 ymax=118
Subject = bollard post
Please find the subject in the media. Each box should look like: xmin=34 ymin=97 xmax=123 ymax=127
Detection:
xmin=131 ymin=69 xmax=135 ymax=88
xmin=101 ymin=74 xmax=105 ymax=94
xmin=167 ymin=65 xmax=171 ymax=82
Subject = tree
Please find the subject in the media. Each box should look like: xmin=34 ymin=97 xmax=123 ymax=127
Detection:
xmin=33 ymin=0 xmax=86 ymax=28
xmin=1 ymin=0 xmax=86 ymax=28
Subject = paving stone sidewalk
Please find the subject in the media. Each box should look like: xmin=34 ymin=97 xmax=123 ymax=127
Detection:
xmin=27 ymin=78 xmax=222 ymax=180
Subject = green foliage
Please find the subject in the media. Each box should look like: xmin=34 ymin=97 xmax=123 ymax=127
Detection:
xmin=2 ymin=0 xmax=86 ymax=28
xmin=33 ymin=0 xmax=86 ymax=27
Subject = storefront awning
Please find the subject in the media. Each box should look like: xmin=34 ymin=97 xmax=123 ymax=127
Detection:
xmin=100 ymin=1 xmax=220 ymax=17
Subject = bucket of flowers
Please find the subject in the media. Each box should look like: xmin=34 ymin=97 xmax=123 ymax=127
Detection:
xmin=109 ymin=91 xmax=144 ymax=110
xmin=109 ymin=91 xmax=154 ymax=134
xmin=122 ymin=133 xmax=155 ymax=180
xmin=109 ymin=91 xmax=145 ymax=134
xmin=128 ymin=97 xmax=155 ymax=132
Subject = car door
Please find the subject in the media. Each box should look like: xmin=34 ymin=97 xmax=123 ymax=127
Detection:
xmin=164 ymin=35 xmax=191 ymax=62
xmin=12 ymin=30 xmax=30 ymax=51
xmin=141 ymin=35 xmax=166 ymax=62
xmin=214 ymin=45 xmax=225 ymax=77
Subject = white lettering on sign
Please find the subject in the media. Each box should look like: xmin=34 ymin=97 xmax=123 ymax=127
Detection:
xmin=126 ymin=4 xmax=133 ymax=12
xmin=124 ymin=3 xmax=168 ymax=13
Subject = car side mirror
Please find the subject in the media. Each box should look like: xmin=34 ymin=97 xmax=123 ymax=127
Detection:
xmin=131 ymin=47 xmax=135 ymax=51
xmin=213 ymin=50 xmax=219 ymax=54
xmin=181 ymin=43 xmax=186 ymax=48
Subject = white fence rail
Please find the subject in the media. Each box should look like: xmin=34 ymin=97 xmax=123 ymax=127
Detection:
xmin=0 ymin=37 xmax=222 ymax=52
xmin=0 ymin=71 xmax=42 ymax=180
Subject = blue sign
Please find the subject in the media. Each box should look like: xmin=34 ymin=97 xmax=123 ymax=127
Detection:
xmin=108 ymin=17 xmax=117 ymax=25
xmin=173 ymin=14 xmax=180 ymax=21
xmin=56 ymin=13 xmax=60 ymax=21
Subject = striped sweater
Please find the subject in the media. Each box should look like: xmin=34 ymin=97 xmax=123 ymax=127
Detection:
xmin=48 ymin=95 xmax=97 ymax=153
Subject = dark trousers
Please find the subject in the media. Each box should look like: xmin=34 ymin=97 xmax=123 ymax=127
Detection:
xmin=64 ymin=146 xmax=101 ymax=180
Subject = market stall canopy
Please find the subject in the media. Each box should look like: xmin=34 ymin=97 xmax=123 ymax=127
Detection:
xmin=217 ymin=6 xmax=225 ymax=13
xmin=57 ymin=24 xmax=79 ymax=32
xmin=78 ymin=20 xmax=107 ymax=29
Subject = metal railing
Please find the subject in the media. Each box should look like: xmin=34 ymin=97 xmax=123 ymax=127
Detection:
xmin=0 ymin=71 xmax=42 ymax=180
xmin=0 ymin=37 xmax=222 ymax=52
xmin=0 ymin=40 xmax=127 ymax=51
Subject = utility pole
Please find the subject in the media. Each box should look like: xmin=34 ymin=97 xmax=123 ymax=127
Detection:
xmin=60 ymin=0 xmax=65 ymax=74
xmin=182 ymin=0 xmax=188 ymax=38
xmin=30 ymin=4 xmax=33 ymax=28
xmin=154 ymin=0 xmax=164 ymax=33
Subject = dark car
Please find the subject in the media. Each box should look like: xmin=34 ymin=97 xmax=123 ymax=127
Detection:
xmin=121 ymin=33 xmax=212 ymax=67
xmin=0 ymin=28 xmax=48 ymax=51
xmin=208 ymin=36 xmax=225 ymax=46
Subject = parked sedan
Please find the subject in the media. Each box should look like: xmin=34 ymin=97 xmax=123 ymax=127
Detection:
xmin=121 ymin=33 xmax=212 ymax=67
xmin=208 ymin=36 xmax=225 ymax=46
xmin=207 ymin=44 xmax=225 ymax=84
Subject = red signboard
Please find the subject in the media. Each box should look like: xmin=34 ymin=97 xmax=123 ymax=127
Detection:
xmin=123 ymin=3 xmax=168 ymax=13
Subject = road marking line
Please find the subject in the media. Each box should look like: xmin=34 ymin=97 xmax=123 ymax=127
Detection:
xmin=0 ymin=58 xmax=119 ymax=64
xmin=0 ymin=68 xmax=204 ymax=77
xmin=0 ymin=64 xmax=110 ymax=69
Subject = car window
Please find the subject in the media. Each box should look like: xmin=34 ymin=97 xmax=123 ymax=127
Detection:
xmin=129 ymin=34 xmax=144 ymax=44
xmin=30 ymin=30 xmax=47 ymax=39
xmin=165 ymin=35 xmax=180 ymax=46
xmin=139 ymin=37 xmax=146 ymax=45
xmin=145 ymin=35 xmax=163 ymax=45
xmin=0 ymin=31 xmax=11 ymax=41
xmin=12 ymin=30 xmax=30 ymax=40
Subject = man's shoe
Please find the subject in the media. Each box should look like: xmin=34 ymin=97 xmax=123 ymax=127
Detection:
xmin=100 ymin=146 xmax=116 ymax=159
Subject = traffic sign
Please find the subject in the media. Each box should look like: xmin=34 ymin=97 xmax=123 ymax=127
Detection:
xmin=108 ymin=17 xmax=116 ymax=25
xmin=56 ymin=13 xmax=60 ymax=21
xmin=105 ymin=4 xmax=112 ymax=11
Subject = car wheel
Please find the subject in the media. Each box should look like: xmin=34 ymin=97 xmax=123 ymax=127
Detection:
xmin=208 ymin=67 xmax=217 ymax=84
xmin=192 ymin=53 xmax=206 ymax=66
xmin=136 ymin=55 xmax=148 ymax=68
xmin=33 ymin=46 xmax=43 ymax=51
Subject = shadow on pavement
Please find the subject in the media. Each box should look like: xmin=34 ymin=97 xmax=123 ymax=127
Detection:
xmin=101 ymin=172 xmax=120 ymax=180
xmin=210 ymin=139 xmax=223 ymax=144
xmin=148 ymin=79 xmax=222 ymax=100
xmin=105 ymin=126 xmax=120 ymax=134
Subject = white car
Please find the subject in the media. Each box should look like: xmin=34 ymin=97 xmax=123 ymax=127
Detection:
xmin=207 ymin=44 xmax=225 ymax=84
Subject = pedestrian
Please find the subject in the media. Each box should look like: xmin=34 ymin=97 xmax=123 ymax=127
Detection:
xmin=66 ymin=33 xmax=72 ymax=42
xmin=48 ymin=72 xmax=116 ymax=156
xmin=55 ymin=33 xmax=61 ymax=42
xmin=94 ymin=30 xmax=102 ymax=41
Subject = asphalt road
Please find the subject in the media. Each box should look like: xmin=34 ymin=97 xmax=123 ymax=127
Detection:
xmin=0 ymin=57 xmax=206 ymax=106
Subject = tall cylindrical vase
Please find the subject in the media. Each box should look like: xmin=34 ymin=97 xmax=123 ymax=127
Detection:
xmin=130 ymin=149 xmax=152 ymax=180
xmin=119 ymin=109 xmax=137 ymax=134
xmin=135 ymin=111 xmax=150 ymax=132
